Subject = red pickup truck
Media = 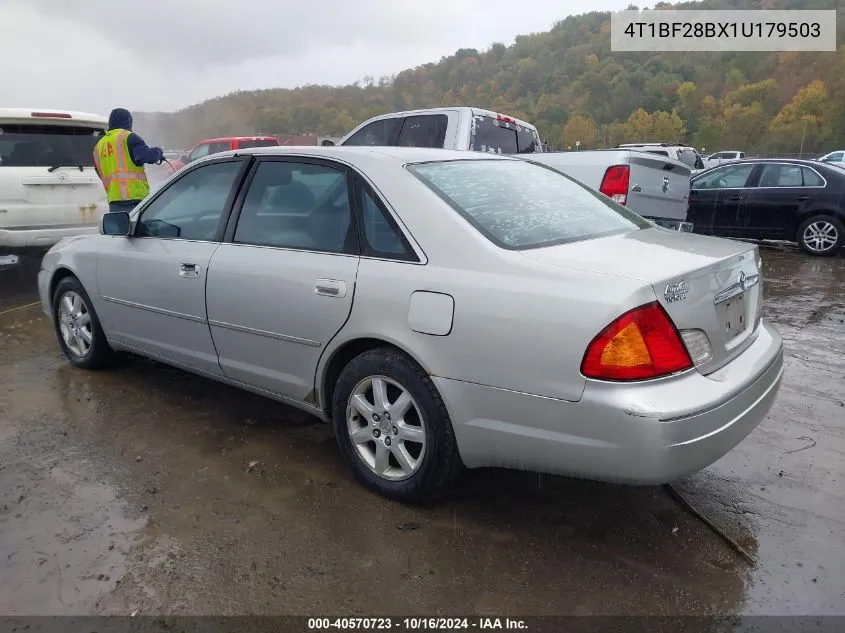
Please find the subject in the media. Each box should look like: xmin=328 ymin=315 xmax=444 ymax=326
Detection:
xmin=166 ymin=136 xmax=280 ymax=173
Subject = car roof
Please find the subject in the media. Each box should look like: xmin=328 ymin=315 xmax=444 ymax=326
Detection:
xmin=0 ymin=107 xmax=107 ymax=126
xmin=345 ymin=106 xmax=538 ymax=132
xmin=200 ymin=136 xmax=278 ymax=143
xmin=202 ymin=145 xmax=520 ymax=165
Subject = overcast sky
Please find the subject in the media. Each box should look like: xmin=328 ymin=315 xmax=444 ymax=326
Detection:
xmin=1 ymin=0 xmax=634 ymax=115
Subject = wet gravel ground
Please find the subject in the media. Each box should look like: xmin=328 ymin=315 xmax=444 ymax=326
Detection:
xmin=0 ymin=243 xmax=843 ymax=616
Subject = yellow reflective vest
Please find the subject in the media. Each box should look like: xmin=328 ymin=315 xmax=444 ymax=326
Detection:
xmin=93 ymin=129 xmax=150 ymax=202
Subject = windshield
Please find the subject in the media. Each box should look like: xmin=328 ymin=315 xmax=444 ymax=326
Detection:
xmin=407 ymin=159 xmax=650 ymax=250
xmin=0 ymin=123 xmax=104 ymax=167
xmin=239 ymin=139 xmax=279 ymax=149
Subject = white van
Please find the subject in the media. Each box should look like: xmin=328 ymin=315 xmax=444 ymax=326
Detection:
xmin=333 ymin=107 xmax=545 ymax=155
xmin=0 ymin=108 xmax=108 ymax=256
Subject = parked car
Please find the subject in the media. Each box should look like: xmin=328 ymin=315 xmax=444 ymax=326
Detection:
xmin=686 ymin=158 xmax=845 ymax=256
xmin=524 ymin=150 xmax=693 ymax=230
xmin=703 ymin=150 xmax=746 ymax=168
xmin=38 ymin=146 xmax=784 ymax=503
xmin=331 ymin=106 xmax=544 ymax=154
xmin=0 ymin=108 xmax=108 ymax=257
xmin=165 ymin=136 xmax=280 ymax=174
xmin=816 ymin=150 xmax=845 ymax=166
xmin=616 ymin=143 xmax=706 ymax=172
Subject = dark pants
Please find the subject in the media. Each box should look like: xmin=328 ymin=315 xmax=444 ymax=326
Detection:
xmin=108 ymin=200 xmax=141 ymax=214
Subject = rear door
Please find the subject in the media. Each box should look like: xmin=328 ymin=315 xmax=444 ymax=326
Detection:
xmin=0 ymin=118 xmax=106 ymax=236
xmin=742 ymin=163 xmax=823 ymax=240
xmin=205 ymin=156 xmax=360 ymax=402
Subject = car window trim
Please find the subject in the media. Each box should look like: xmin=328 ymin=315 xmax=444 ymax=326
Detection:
xmin=222 ymin=154 xmax=362 ymax=257
xmin=132 ymin=155 xmax=250 ymax=243
xmin=352 ymin=176 xmax=420 ymax=263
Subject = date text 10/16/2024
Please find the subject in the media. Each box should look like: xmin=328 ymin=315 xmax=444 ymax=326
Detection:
xmin=308 ymin=617 xmax=528 ymax=630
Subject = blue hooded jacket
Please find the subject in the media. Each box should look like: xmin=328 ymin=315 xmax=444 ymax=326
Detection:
xmin=107 ymin=108 xmax=162 ymax=166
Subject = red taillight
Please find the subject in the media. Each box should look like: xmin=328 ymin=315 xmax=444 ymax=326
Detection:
xmin=599 ymin=164 xmax=630 ymax=205
xmin=581 ymin=302 xmax=693 ymax=381
xmin=496 ymin=113 xmax=516 ymax=124
xmin=31 ymin=112 xmax=72 ymax=119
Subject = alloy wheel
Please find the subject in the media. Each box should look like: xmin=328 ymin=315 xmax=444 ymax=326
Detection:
xmin=346 ymin=375 xmax=427 ymax=481
xmin=802 ymin=221 xmax=839 ymax=253
xmin=57 ymin=291 xmax=93 ymax=358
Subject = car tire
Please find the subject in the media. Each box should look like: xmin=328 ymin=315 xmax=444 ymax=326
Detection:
xmin=331 ymin=347 xmax=462 ymax=503
xmin=52 ymin=276 xmax=116 ymax=370
xmin=796 ymin=214 xmax=844 ymax=257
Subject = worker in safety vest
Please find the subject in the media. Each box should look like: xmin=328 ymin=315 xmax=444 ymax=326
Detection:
xmin=93 ymin=108 xmax=164 ymax=213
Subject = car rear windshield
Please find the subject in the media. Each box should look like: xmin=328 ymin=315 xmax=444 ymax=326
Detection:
xmin=471 ymin=115 xmax=540 ymax=154
xmin=0 ymin=123 xmax=104 ymax=167
xmin=239 ymin=139 xmax=279 ymax=149
xmin=408 ymin=159 xmax=651 ymax=250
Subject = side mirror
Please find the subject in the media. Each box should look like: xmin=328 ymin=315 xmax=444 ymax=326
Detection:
xmin=321 ymin=140 xmax=335 ymax=147
xmin=101 ymin=211 xmax=131 ymax=236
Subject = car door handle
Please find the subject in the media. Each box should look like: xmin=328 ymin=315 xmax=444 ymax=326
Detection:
xmin=796 ymin=195 xmax=810 ymax=201
xmin=315 ymin=278 xmax=347 ymax=298
xmin=179 ymin=263 xmax=200 ymax=279
xmin=729 ymin=195 xmax=744 ymax=201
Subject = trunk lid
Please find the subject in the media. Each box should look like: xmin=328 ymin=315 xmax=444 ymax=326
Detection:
xmin=519 ymin=227 xmax=763 ymax=374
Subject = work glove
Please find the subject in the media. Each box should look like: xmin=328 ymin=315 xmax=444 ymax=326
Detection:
xmin=154 ymin=147 xmax=165 ymax=164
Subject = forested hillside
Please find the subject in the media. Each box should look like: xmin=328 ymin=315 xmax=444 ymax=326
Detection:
xmin=135 ymin=0 xmax=845 ymax=154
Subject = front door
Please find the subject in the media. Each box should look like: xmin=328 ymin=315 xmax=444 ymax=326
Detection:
xmin=205 ymin=157 xmax=360 ymax=402
xmin=688 ymin=163 xmax=757 ymax=238
xmin=95 ymin=158 xmax=247 ymax=374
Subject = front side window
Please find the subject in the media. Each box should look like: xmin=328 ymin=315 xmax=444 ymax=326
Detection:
xmin=822 ymin=152 xmax=843 ymax=162
xmin=693 ymin=164 xmax=755 ymax=189
xmin=234 ymin=160 xmax=354 ymax=254
xmin=408 ymin=159 xmax=650 ymax=250
xmin=396 ymin=115 xmax=448 ymax=148
xmin=188 ymin=143 xmax=211 ymax=162
xmin=0 ymin=123 xmax=103 ymax=167
xmin=136 ymin=160 xmax=242 ymax=240
xmin=342 ymin=118 xmax=402 ymax=147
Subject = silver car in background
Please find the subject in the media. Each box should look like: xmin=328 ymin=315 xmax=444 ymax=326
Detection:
xmin=37 ymin=147 xmax=784 ymax=503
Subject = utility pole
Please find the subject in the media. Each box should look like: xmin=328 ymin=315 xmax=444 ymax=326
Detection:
xmin=799 ymin=117 xmax=809 ymax=157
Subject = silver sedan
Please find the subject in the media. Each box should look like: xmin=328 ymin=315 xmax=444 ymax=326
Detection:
xmin=37 ymin=147 xmax=784 ymax=502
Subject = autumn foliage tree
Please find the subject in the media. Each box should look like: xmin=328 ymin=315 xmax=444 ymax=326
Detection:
xmin=133 ymin=0 xmax=845 ymax=156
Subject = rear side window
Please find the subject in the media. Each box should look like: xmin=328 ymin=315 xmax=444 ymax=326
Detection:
xmin=0 ymin=123 xmax=103 ymax=167
xmin=802 ymin=167 xmax=825 ymax=186
xmin=408 ymin=159 xmax=650 ymax=250
xmin=342 ymin=118 xmax=402 ymax=146
xmin=239 ymin=139 xmax=279 ymax=149
xmin=397 ymin=115 xmax=448 ymax=148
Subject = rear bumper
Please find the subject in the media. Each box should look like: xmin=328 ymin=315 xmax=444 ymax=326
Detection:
xmin=0 ymin=225 xmax=98 ymax=250
xmin=434 ymin=319 xmax=784 ymax=484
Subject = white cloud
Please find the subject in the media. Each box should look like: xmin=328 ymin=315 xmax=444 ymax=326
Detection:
xmin=1 ymin=0 xmax=634 ymax=115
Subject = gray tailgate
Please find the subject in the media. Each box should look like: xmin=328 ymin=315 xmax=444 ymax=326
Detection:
xmin=626 ymin=152 xmax=691 ymax=221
